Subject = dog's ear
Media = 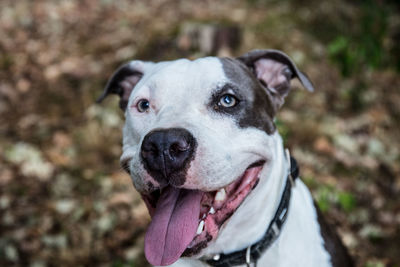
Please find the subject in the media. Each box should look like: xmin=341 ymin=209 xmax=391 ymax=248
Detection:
xmin=237 ymin=49 xmax=314 ymax=110
xmin=97 ymin=61 xmax=153 ymax=111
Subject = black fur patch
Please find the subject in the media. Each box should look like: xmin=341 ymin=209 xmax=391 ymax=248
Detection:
xmin=314 ymin=201 xmax=354 ymax=267
xmin=219 ymin=58 xmax=277 ymax=134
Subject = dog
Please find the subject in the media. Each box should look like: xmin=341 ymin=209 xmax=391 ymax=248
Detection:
xmin=98 ymin=49 xmax=353 ymax=267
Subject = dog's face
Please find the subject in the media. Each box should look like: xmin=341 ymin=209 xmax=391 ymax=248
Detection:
xmin=98 ymin=50 xmax=313 ymax=266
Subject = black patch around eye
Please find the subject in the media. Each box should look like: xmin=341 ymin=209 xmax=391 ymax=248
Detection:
xmin=219 ymin=57 xmax=277 ymax=135
xmin=209 ymin=83 xmax=244 ymax=114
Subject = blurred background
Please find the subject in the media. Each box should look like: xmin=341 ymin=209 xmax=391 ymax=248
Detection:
xmin=0 ymin=0 xmax=399 ymax=266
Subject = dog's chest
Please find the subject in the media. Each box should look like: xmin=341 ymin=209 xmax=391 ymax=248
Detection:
xmin=257 ymin=181 xmax=332 ymax=267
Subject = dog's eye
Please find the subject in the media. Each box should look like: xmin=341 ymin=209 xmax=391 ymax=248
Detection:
xmin=137 ymin=99 xmax=150 ymax=112
xmin=219 ymin=94 xmax=238 ymax=108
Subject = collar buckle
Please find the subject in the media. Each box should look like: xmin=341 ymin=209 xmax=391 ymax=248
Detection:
xmin=245 ymin=245 xmax=258 ymax=267
xmin=245 ymin=246 xmax=251 ymax=266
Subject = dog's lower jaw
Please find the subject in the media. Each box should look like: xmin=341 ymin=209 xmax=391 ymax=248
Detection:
xmin=142 ymin=161 xmax=264 ymax=266
xmin=169 ymin=181 xmax=333 ymax=267
xmin=177 ymin=133 xmax=332 ymax=267
xmin=191 ymin=132 xmax=287 ymax=258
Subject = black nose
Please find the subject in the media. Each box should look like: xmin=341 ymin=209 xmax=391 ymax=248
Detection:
xmin=141 ymin=128 xmax=196 ymax=186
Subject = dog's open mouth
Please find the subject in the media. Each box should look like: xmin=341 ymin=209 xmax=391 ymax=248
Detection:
xmin=141 ymin=160 xmax=265 ymax=266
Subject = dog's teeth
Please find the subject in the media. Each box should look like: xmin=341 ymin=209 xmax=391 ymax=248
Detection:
xmin=196 ymin=220 xmax=205 ymax=235
xmin=209 ymin=207 xmax=215 ymax=214
xmin=215 ymin=188 xmax=227 ymax=202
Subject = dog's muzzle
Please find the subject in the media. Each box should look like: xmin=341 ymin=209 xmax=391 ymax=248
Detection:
xmin=139 ymin=127 xmax=265 ymax=266
xmin=141 ymin=128 xmax=197 ymax=187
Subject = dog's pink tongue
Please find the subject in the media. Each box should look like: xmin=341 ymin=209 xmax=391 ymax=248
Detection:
xmin=144 ymin=186 xmax=203 ymax=266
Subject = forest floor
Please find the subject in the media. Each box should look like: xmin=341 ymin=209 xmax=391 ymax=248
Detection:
xmin=0 ymin=0 xmax=399 ymax=266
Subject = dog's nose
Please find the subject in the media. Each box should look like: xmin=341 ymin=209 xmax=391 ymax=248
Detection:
xmin=141 ymin=128 xmax=196 ymax=186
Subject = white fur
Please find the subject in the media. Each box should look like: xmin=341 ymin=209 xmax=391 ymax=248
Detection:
xmin=166 ymin=134 xmax=332 ymax=267
xmin=117 ymin=57 xmax=332 ymax=266
xmin=121 ymin=57 xmax=269 ymax=193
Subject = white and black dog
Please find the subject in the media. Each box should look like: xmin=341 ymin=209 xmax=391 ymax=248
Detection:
xmin=98 ymin=50 xmax=353 ymax=267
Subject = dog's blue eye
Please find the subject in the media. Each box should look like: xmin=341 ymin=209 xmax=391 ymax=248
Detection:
xmin=219 ymin=94 xmax=238 ymax=108
xmin=137 ymin=99 xmax=150 ymax=112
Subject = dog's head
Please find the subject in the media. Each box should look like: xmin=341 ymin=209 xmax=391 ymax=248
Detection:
xmin=98 ymin=49 xmax=313 ymax=266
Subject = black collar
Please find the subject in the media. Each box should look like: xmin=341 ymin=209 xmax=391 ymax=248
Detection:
xmin=205 ymin=156 xmax=299 ymax=267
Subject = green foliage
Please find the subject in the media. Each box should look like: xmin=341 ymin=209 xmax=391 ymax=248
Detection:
xmin=365 ymin=260 xmax=386 ymax=267
xmin=338 ymin=192 xmax=356 ymax=213
xmin=316 ymin=185 xmax=333 ymax=213
xmin=302 ymin=175 xmax=318 ymax=190
xmin=275 ymin=119 xmax=290 ymax=143
xmin=315 ymin=185 xmax=356 ymax=213
xmin=112 ymin=260 xmax=137 ymax=267
xmin=328 ymin=36 xmax=358 ymax=78
xmin=327 ymin=0 xmax=391 ymax=77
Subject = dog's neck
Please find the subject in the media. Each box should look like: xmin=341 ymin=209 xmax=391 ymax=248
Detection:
xmin=198 ymin=132 xmax=289 ymax=258
xmin=191 ymin=132 xmax=332 ymax=267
